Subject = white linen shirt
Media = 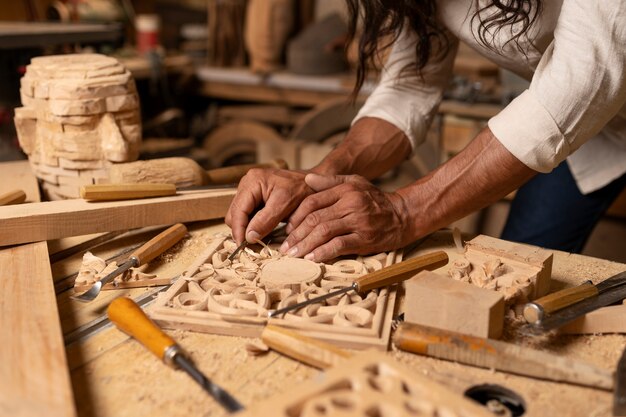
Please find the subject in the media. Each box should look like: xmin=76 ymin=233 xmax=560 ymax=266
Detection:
xmin=354 ymin=0 xmax=626 ymax=194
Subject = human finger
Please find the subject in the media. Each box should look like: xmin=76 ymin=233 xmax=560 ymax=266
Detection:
xmin=304 ymin=233 xmax=362 ymax=262
xmin=288 ymin=219 xmax=352 ymax=259
xmin=226 ymin=181 xmax=264 ymax=244
xmin=245 ymin=189 xmax=295 ymax=242
xmin=286 ymin=187 xmax=343 ymax=234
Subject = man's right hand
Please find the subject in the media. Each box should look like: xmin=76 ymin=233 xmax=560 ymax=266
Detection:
xmin=225 ymin=167 xmax=314 ymax=245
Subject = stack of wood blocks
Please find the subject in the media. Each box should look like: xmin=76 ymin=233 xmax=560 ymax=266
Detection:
xmin=14 ymin=54 xmax=141 ymax=200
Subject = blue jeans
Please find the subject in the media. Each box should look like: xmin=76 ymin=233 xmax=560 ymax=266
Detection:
xmin=501 ymin=162 xmax=626 ymax=253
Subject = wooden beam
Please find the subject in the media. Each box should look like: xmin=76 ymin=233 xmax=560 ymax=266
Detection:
xmin=0 ymin=189 xmax=236 ymax=247
xmin=0 ymin=242 xmax=77 ymax=417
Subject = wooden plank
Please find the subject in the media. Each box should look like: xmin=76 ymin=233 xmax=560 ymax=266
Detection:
xmin=560 ymin=304 xmax=626 ymax=334
xmin=0 ymin=189 xmax=236 ymax=247
xmin=0 ymin=241 xmax=77 ymax=417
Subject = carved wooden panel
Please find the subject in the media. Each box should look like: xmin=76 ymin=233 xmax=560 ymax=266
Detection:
xmin=238 ymin=352 xmax=493 ymax=417
xmin=149 ymin=234 xmax=400 ymax=350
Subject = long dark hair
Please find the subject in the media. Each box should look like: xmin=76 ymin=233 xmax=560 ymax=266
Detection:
xmin=346 ymin=0 xmax=542 ymax=95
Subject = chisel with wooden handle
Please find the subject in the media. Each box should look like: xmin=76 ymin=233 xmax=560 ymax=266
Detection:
xmin=0 ymin=189 xmax=26 ymax=206
xmin=268 ymin=250 xmax=449 ymax=318
xmin=108 ymin=297 xmax=243 ymax=412
xmin=80 ymin=159 xmax=289 ymax=201
xmin=73 ymin=223 xmax=188 ymax=302
xmin=393 ymin=322 xmax=614 ymax=390
xmin=261 ymin=325 xmax=352 ymax=369
xmin=523 ymin=270 xmax=626 ymax=326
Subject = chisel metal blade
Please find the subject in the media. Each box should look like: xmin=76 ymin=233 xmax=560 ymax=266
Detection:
xmin=174 ymin=355 xmax=244 ymax=412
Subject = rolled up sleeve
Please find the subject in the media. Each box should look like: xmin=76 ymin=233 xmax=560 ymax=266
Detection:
xmin=488 ymin=1 xmax=626 ymax=173
xmin=353 ymin=27 xmax=459 ymax=149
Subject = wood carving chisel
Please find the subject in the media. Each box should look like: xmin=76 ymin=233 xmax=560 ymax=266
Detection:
xmin=72 ymin=223 xmax=188 ymax=302
xmin=268 ymin=250 xmax=449 ymax=318
xmin=0 ymin=189 xmax=26 ymax=206
xmin=614 ymin=347 xmax=626 ymax=416
xmin=81 ymin=159 xmax=289 ymax=201
xmin=523 ymin=270 xmax=626 ymax=328
xmin=393 ymin=322 xmax=614 ymax=390
xmin=524 ymin=270 xmax=626 ymax=324
xmin=107 ymin=297 xmax=244 ymax=412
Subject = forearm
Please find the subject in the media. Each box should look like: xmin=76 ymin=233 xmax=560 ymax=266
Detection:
xmin=397 ymin=127 xmax=537 ymax=239
xmin=311 ymin=117 xmax=412 ymax=179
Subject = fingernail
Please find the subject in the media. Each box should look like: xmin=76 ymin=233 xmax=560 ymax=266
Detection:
xmin=279 ymin=241 xmax=289 ymax=253
xmin=247 ymin=230 xmax=260 ymax=242
xmin=287 ymin=247 xmax=298 ymax=257
xmin=304 ymin=252 xmax=315 ymax=261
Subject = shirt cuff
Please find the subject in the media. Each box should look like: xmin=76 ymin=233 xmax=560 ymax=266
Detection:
xmin=488 ymin=90 xmax=570 ymax=173
xmin=353 ymin=92 xmax=432 ymax=151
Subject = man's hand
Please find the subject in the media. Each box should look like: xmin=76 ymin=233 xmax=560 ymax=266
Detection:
xmin=225 ymin=168 xmax=314 ymax=244
xmin=279 ymin=173 xmax=412 ymax=262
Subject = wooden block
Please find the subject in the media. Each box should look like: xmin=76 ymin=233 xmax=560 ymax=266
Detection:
xmin=560 ymin=304 xmax=626 ymax=334
xmin=0 ymin=189 xmax=236 ymax=246
xmin=105 ymin=93 xmax=139 ymax=112
xmin=405 ymin=270 xmax=505 ymax=339
xmin=465 ymin=235 xmax=553 ymax=299
xmin=238 ymin=352 xmax=493 ymax=417
xmin=47 ymin=73 xmax=133 ymax=99
xmin=47 ymin=97 xmax=106 ymax=116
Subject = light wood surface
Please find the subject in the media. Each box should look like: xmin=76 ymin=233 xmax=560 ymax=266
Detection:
xmin=0 ymin=189 xmax=235 ymax=247
xmin=560 ymin=304 xmax=626 ymax=335
xmin=59 ymin=228 xmax=626 ymax=417
xmin=0 ymin=242 xmax=77 ymax=417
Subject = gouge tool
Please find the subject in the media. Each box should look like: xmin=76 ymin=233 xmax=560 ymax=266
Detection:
xmin=268 ymin=250 xmax=449 ymax=318
xmin=108 ymin=297 xmax=243 ymax=412
xmin=523 ymin=270 xmax=626 ymax=330
xmin=72 ymin=223 xmax=188 ymax=302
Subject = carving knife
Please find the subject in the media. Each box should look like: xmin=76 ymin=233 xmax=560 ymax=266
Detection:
xmin=268 ymin=250 xmax=449 ymax=318
xmin=523 ymin=270 xmax=626 ymax=327
xmin=108 ymin=297 xmax=244 ymax=412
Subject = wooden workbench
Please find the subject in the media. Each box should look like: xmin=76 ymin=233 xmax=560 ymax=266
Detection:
xmin=56 ymin=222 xmax=625 ymax=417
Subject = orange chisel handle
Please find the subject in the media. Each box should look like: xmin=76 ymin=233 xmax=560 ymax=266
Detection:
xmin=108 ymin=297 xmax=177 ymax=364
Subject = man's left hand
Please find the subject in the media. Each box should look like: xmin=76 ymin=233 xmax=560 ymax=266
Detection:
xmin=279 ymin=173 xmax=413 ymax=262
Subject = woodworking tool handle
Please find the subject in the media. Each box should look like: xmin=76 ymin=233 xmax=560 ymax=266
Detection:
xmin=205 ymin=158 xmax=288 ymax=185
xmin=523 ymin=281 xmax=598 ymax=324
xmin=108 ymin=297 xmax=245 ymax=412
xmin=0 ymin=189 xmax=26 ymax=206
xmin=394 ymin=321 xmax=495 ymax=357
xmin=81 ymin=183 xmax=177 ymax=201
xmin=261 ymin=325 xmax=352 ymax=370
xmin=268 ymin=250 xmax=449 ymax=317
xmin=354 ymin=250 xmax=449 ymax=292
xmin=131 ymin=223 xmax=188 ymax=265
xmin=108 ymin=297 xmax=176 ymax=362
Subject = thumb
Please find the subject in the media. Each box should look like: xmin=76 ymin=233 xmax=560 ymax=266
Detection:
xmin=305 ymin=173 xmax=352 ymax=192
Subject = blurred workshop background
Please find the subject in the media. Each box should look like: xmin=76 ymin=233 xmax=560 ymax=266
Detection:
xmin=0 ymin=0 xmax=624 ymax=261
